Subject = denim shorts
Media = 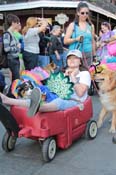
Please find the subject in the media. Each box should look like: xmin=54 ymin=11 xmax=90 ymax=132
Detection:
xmin=51 ymin=97 xmax=81 ymax=110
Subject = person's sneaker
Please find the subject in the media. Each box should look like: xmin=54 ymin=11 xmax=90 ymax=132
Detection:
xmin=27 ymin=88 xmax=42 ymax=117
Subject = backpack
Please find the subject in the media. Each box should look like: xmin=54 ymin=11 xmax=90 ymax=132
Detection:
xmin=0 ymin=32 xmax=12 ymax=69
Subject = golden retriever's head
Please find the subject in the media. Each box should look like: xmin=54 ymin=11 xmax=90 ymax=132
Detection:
xmin=94 ymin=69 xmax=116 ymax=93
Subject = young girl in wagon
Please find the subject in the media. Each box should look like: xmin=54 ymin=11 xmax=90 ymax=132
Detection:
xmin=0 ymin=49 xmax=91 ymax=117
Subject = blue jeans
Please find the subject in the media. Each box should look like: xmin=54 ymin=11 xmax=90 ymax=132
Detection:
xmin=38 ymin=55 xmax=50 ymax=68
xmin=50 ymin=53 xmax=64 ymax=70
xmin=63 ymin=50 xmax=68 ymax=68
xmin=8 ymin=57 xmax=20 ymax=81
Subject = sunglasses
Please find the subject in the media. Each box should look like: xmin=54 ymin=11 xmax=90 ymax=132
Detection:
xmin=80 ymin=12 xmax=89 ymax=15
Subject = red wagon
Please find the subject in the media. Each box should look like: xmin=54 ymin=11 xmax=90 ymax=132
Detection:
xmin=0 ymin=97 xmax=97 ymax=162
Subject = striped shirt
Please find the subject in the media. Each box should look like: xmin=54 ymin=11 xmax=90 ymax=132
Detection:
xmin=3 ymin=30 xmax=20 ymax=59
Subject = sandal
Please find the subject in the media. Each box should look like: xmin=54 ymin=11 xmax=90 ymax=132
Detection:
xmin=27 ymin=88 xmax=41 ymax=117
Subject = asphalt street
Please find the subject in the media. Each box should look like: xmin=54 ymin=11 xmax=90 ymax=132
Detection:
xmin=0 ymin=94 xmax=116 ymax=175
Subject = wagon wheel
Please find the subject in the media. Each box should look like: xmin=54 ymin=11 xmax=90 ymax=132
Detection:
xmin=2 ymin=131 xmax=17 ymax=152
xmin=85 ymin=120 xmax=98 ymax=139
xmin=42 ymin=137 xmax=57 ymax=162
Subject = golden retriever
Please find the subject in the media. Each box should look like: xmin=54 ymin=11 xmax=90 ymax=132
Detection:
xmin=94 ymin=69 xmax=116 ymax=133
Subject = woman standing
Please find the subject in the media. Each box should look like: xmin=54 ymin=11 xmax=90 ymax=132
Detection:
xmin=22 ymin=17 xmax=48 ymax=70
xmin=64 ymin=2 xmax=96 ymax=66
xmin=96 ymin=22 xmax=114 ymax=60
xmin=38 ymin=27 xmax=51 ymax=68
xmin=49 ymin=25 xmax=66 ymax=71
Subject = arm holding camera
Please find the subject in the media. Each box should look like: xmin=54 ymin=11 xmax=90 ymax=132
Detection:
xmin=37 ymin=18 xmax=48 ymax=33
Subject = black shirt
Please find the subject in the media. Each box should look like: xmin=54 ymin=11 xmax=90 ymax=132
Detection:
xmin=49 ymin=35 xmax=63 ymax=55
xmin=39 ymin=33 xmax=50 ymax=55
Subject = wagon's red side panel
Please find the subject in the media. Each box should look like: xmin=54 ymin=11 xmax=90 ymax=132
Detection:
xmin=10 ymin=97 xmax=93 ymax=149
xmin=57 ymin=97 xmax=93 ymax=149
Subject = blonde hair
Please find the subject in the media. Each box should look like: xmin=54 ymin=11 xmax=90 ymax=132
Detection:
xmin=22 ymin=17 xmax=38 ymax=35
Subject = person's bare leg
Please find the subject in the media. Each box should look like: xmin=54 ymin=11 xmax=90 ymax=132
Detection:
xmin=39 ymin=101 xmax=59 ymax=112
xmin=0 ymin=91 xmax=58 ymax=113
xmin=0 ymin=93 xmax=29 ymax=107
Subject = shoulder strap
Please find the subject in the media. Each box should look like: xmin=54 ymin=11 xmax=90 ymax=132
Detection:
xmin=2 ymin=31 xmax=13 ymax=56
xmin=73 ymin=22 xmax=78 ymax=49
xmin=73 ymin=22 xmax=82 ymax=50
xmin=73 ymin=21 xmax=77 ymax=38
xmin=3 ymin=31 xmax=12 ymax=41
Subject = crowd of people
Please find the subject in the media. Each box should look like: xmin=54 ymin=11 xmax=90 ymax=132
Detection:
xmin=0 ymin=1 xmax=116 ymax=116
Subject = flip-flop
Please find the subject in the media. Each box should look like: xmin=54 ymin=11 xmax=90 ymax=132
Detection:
xmin=27 ymin=88 xmax=41 ymax=117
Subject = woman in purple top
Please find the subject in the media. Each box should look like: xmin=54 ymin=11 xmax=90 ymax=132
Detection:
xmin=96 ymin=22 xmax=114 ymax=60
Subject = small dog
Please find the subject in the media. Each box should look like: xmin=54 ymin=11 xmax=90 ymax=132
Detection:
xmin=43 ymin=62 xmax=57 ymax=74
xmin=16 ymin=80 xmax=47 ymax=101
xmin=16 ymin=80 xmax=34 ymax=98
xmin=94 ymin=69 xmax=116 ymax=133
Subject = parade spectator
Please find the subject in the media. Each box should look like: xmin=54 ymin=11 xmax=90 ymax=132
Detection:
xmin=96 ymin=22 xmax=114 ymax=60
xmin=13 ymin=22 xmax=25 ymax=71
xmin=0 ymin=49 xmax=91 ymax=116
xmin=103 ymin=26 xmax=116 ymax=43
xmin=96 ymin=29 xmax=103 ymax=58
xmin=64 ymin=2 xmax=96 ymax=66
xmin=61 ymin=29 xmax=69 ymax=68
xmin=3 ymin=14 xmax=21 ymax=81
xmin=38 ymin=27 xmax=51 ymax=68
xmin=49 ymin=25 xmax=66 ymax=71
xmin=22 ymin=17 xmax=48 ymax=70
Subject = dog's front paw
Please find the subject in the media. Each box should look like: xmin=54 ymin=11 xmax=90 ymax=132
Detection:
xmin=97 ymin=120 xmax=103 ymax=128
xmin=109 ymin=127 xmax=116 ymax=133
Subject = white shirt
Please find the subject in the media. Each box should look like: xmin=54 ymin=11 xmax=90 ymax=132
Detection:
xmin=23 ymin=27 xmax=40 ymax=54
xmin=71 ymin=71 xmax=91 ymax=102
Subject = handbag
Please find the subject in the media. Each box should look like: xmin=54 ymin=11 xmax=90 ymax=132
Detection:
xmin=107 ymin=41 xmax=116 ymax=56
